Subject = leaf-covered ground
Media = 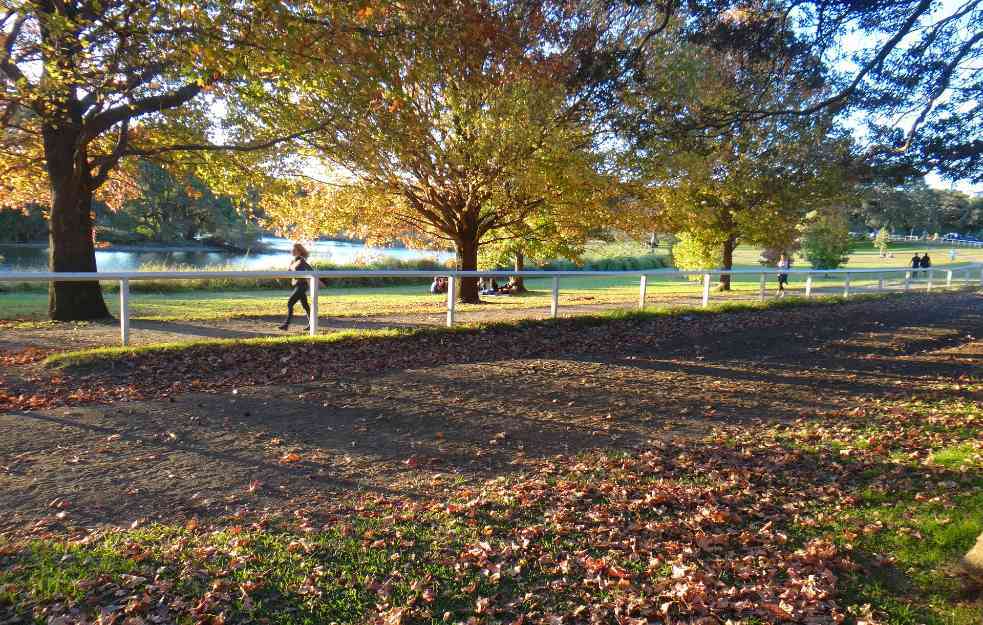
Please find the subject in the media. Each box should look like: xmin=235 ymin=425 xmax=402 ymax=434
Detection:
xmin=1 ymin=292 xmax=981 ymax=624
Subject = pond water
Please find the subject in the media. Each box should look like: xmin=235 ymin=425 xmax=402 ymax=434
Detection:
xmin=0 ymin=237 xmax=453 ymax=272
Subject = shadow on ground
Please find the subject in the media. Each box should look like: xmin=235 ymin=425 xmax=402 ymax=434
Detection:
xmin=1 ymin=293 xmax=981 ymax=531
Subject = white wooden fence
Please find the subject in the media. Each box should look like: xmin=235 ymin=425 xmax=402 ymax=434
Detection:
xmin=1 ymin=263 xmax=981 ymax=345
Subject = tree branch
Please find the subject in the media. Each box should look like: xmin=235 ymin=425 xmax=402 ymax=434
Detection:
xmin=125 ymin=123 xmax=333 ymax=157
xmin=0 ymin=13 xmax=27 ymax=84
xmin=85 ymin=82 xmax=203 ymax=140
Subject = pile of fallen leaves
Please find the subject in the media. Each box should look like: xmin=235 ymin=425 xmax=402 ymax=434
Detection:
xmin=7 ymin=391 xmax=979 ymax=625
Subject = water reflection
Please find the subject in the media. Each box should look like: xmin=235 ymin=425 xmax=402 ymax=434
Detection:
xmin=0 ymin=237 xmax=453 ymax=272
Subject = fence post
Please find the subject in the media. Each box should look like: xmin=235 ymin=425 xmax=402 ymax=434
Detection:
xmin=805 ymin=274 xmax=812 ymax=298
xmin=446 ymin=275 xmax=456 ymax=327
xmin=946 ymin=269 xmax=952 ymax=288
xmin=927 ymin=270 xmax=933 ymax=292
xmin=759 ymin=273 xmax=766 ymax=301
xmin=904 ymin=271 xmax=911 ymax=291
xmin=638 ymin=274 xmax=647 ymax=310
xmin=119 ymin=279 xmax=130 ymax=346
xmin=701 ymin=273 xmax=711 ymax=308
xmin=551 ymin=276 xmax=560 ymax=318
xmin=878 ymin=275 xmax=884 ymax=291
xmin=308 ymin=276 xmax=319 ymax=336
xmin=843 ymin=273 xmax=850 ymax=298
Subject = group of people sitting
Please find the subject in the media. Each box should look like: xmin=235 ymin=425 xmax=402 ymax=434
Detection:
xmin=479 ymin=277 xmax=521 ymax=295
xmin=428 ymin=276 xmax=521 ymax=295
xmin=429 ymin=276 xmax=449 ymax=294
xmin=910 ymin=253 xmax=932 ymax=276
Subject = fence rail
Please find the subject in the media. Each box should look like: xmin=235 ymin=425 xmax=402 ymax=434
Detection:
xmin=2 ymin=263 xmax=982 ymax=346
xmin=882 ymin=234 xmax=983 ymax=248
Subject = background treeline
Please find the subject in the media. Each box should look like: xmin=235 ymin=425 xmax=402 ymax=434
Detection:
xmin=0 ymin=162 xmax=263 ymax=249
xmin=855 ymin=180 xmax=983 ymax=236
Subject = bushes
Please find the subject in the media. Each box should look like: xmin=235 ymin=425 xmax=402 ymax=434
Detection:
xmin=801 ymin=212 xmax=853 ymax=269
xmin=670 ymin=233 xmax=721 ymax=281
xmin=537 ymin=254 xmax=668 ymax=271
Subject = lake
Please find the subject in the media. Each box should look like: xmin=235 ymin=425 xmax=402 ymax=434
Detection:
xmin=0 ymin=237 xmax=454 ymax=272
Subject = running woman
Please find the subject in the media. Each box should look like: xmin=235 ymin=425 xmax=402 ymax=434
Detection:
xmin=278 ymin=243 xmax=322 ymax=331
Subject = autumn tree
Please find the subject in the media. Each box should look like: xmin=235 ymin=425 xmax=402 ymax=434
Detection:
xmin=623 ymin=8 xmax=854 ymax=289
xmin=0 ymin=1 xmax=333 ymax=320
xmin=254 ymin=1 xmax=639 ymax=303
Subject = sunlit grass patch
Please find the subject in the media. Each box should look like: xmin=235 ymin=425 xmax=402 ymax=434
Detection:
xmin=42 ymin=293 xmax=890 ymax=369
xmin=929 ymin=442 xmax=982 ymax=469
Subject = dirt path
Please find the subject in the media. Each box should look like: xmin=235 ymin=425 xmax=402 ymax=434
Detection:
xmin=1 ymin=292 xmax=980 ymax=534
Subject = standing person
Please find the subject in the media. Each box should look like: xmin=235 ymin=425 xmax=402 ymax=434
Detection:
xmin=949 ymin=248 xmax=957 ymax=262
xmin=920 ymin=252 xmax=932 ymax=276
xmin=910 ymin=253 xmax=921 ymax=278
xmin=776 ymin=252 xmax=791 ymax=297
xmin=278 ymin=243 xmax=321 ymax=331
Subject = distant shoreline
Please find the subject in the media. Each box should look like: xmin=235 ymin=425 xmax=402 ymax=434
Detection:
xmin=0 ymin=240 xmax=274 ymax=254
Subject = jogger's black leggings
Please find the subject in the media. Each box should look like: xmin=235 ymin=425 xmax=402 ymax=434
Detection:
xmin=286 ymin=284 xmax=310 ymax=324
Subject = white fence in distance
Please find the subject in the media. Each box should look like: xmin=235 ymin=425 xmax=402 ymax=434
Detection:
xmin=881 ymin=234 xmax=983 ymax=248
xmin=2 ymin=263 xmax=982 ymax=346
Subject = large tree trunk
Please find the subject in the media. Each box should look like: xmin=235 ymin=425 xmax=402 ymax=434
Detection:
xmin=719 ymin=235 xmax=738 ymax=291
xmin=456 ymin=239 xmax=481 ymax=304
xmin=512 ymin=251 xmax=527 ymax=293
xmin=45 ymin=129 xmax=110 ymax=320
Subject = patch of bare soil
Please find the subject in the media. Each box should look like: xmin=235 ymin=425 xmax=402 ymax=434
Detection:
xmin=0 ymin=292 xmax=980 ymax=534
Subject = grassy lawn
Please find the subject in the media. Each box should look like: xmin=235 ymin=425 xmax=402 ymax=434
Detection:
xmin=1 ymin=396 xmax=979 ymax=624
xmin=2 ymin=242 xmax=981 ymax=322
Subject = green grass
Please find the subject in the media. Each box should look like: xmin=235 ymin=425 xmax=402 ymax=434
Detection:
xmin=5 ymin=265 xmax=977 ymax=322
xmin=3 ymin=241 xmax=980 ymax=321
xmin=42 ymin=327 xmax=409 ymax=368
xmin=835 ymin=490 xmax=983 ymax=625
xmin=930 ymin=442 xmax=982 ymax=469
xmin=0 ymin=513 xmax=492 ymax=624
xmin=780 ymin=398 xmax=983 ymax=625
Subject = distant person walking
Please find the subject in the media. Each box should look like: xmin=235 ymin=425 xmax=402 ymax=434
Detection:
xmin=278 ymin=243 xmax=324 ymax=331
xmin=910 ymin=253 xmax=921 ymax=278
xmin=777 ymin=253 xmax=791 ymax=297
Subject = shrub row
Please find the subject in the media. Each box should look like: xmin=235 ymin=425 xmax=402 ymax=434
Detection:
xmin=537 ymin=254 xmax=669 ymax=271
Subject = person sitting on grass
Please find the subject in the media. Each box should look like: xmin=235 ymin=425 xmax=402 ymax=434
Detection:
xmin=430 ymin=276 xmax=448 ymax=295
xmin=278 ymin=243 xmax=327 ymax=331
xmin=496 ymin=277 xmax=520 ymax=294
xmin=479 ymin=278 xmax=501 ymax=295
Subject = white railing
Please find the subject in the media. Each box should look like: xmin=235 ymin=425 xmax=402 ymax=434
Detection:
xmin=940 ymin=238 xmax=983 ymax=248
xmin=2 ymin=264 xmax=981 ymax=346
xmin=882 ymin=234 xmax=983 ymax=248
